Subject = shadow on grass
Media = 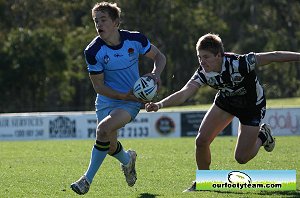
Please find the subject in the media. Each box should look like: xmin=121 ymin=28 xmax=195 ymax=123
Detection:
xmin=212 ymin=190 xmax=300 ymax=197
xmin=138 ymin=193 xmax=160 ymax=198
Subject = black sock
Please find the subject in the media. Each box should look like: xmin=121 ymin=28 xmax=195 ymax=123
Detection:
xmin=111 ymin=141 xmax=123 ymax=156
xmin=258 ymin=132 xmax=267 ymax=144
xmin=94 ymin=140 xmax=110 ymax=151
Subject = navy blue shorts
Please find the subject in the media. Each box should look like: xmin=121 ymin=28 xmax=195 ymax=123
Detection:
xmin=214 ymin=94 xmax=266 ymax=126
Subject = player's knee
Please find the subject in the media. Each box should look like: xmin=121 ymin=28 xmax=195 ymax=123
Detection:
xmin=235 ymin=154 xmax=249 ymax=164
xmin=96 ymin=122 xmax=110 ymax=138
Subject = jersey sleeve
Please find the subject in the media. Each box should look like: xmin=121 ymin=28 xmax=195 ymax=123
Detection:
xmin=190 ymin=68 xmax=206 ymax=87
xmin=136 ymin=33 xmax=151 ymax=55
xmin=83 ymin=37 xmax=105 ymax=75
xmin=84 ymin=50 xmax=104 ymax=74
xmin=238 ymin=52 xmax=257 ymax=75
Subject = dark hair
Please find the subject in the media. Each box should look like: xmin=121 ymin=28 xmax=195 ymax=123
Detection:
xmin=196 ymin=33 xmax=224 ymax=56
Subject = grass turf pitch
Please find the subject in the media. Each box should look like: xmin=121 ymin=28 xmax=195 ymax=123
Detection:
xmin=1 ymin=136 xmax=299 ymax=197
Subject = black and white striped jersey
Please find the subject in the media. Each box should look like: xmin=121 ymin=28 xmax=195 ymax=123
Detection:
xmin=191 ymin=52 xmax=265 ymax=107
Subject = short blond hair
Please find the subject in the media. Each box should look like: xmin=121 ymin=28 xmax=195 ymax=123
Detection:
xmin=92 ymin=2 xmax=121 ymax=21
xmin=196 ymin=33 xmax=224 ymax=56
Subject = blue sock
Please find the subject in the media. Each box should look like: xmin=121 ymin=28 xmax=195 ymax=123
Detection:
xmin=111 ymin=141 xmax=130 ymax=165
xmin=84 ymin=141 xmax=110 ymax=183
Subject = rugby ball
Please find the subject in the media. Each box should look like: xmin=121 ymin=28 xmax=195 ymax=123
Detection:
xmin=133 ymin=76 xmax=157 ymax=101
xmin=228 ymin=171 xmax=252 ymax=184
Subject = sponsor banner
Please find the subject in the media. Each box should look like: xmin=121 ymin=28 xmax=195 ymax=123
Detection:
xmin=75 ymin=112 xmax=180 ymax=138
xmin=84 ymin=113 xmax=152 ymax=139
xmin=196 ymin=170 xmax=296 ymax=191
xmin=84 ymin=114 xmax=98 ymax=139
xmin=232 ymin=108 xmax=300 ymax=136
xmin=0 ymin=115 xmax=47 ymax=140
xmin=119 ymin=114 xmax=151 ymax=138
xmin=0 ymin=113 xmax=86 ymax=140
xmin=0 ymin=111 xmax=181 ymax=140
xmin=48 ymin=115 xmax=78 ymax=138
xmin=264 ymin=108 xmax=300 ymax=135
xmin=149 ymin=112 xmax=181 ymax=137
xmin=181 ymin=111 xmax=232 ymax=137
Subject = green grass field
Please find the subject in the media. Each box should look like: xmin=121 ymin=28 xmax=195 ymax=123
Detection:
xmin=1 ymin=137 xmax=299 ymax=197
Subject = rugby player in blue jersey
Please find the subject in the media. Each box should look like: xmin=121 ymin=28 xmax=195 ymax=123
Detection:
xmin=145 ymin=33 xmax=300 ymax=192
xmin=71 ymin=2 xmax=166 ymax=195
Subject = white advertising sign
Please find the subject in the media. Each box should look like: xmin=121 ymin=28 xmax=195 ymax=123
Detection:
xmin=0 ymin=111 xmax=181 ymax=140
xmin=83 ymin=113 xmax=151 ymax=139
xmin=80 ymin=112 xmax=181 ymax=138
xmin=0 ymin=113 xmax=90 ymax=140
xmin=148 ymin=112 xmax=181 ymax=138
xmin=232 ymin=108 xmax=300 ymax=136
xmin=0 ymin=115 xmax=47 ymax=140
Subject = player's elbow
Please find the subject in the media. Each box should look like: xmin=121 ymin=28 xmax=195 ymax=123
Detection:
xmin=160 ymin=52 xmax=166 ymax=65
xmin=155 ymin=51 xmax=166 ymax=67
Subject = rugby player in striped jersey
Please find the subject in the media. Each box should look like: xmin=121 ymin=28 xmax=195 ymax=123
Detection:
xmin=146 ymin=33 xmax=300 ymax=192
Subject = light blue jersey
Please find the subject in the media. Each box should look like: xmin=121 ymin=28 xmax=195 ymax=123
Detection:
xmin=84 ymin=29 xmax=151 ymax=106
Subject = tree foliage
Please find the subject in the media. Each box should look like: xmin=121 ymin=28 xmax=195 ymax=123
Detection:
xmin=0 ymin=0 xmax=299 ymax=113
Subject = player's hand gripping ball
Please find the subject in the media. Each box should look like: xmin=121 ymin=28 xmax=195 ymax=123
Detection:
xmin=133 ymin=76 xmax=157 ymax=102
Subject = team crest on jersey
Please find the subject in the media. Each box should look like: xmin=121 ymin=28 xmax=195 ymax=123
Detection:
xmin=103 ymin=55 xmax=110 ymax=64
xmin=128 ymin=48 xmax=134 ymax=57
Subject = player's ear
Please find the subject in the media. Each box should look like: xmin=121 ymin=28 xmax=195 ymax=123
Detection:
xmin=114 ymin=19 xmax=120 ymax=28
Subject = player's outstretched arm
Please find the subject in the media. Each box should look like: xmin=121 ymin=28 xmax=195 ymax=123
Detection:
xmin=145 ymin=80 xmax=199 ymax=112
xmin=256 ymin=51 xmax=300 ymax=66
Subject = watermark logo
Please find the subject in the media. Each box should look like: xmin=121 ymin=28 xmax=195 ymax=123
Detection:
xmin=228 ymin=171 xmax=252 ymax=184
xmin=196 ymin=170 xmax=296 ymax=191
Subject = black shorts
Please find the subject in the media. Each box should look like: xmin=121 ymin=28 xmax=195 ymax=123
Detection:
xmin=214 ymin=94 xmax=266 ymax=126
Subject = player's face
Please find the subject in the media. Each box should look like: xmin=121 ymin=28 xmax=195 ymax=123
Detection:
xmin=197 ymin=50 xmax=222 ymax=73
xmin=93 ymin=11 xmax=119 ymax=40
